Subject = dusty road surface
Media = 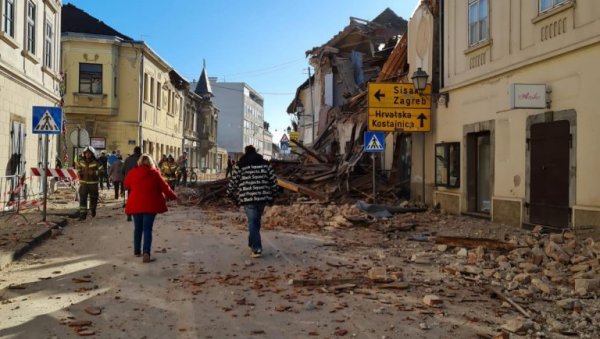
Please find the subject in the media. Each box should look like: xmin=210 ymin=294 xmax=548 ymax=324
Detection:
xmin=0 ymin=198 xmax=598 ymax=338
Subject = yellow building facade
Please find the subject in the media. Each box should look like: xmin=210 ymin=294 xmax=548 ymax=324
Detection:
xmin=61 ymin=6 xmax=184 ymax=162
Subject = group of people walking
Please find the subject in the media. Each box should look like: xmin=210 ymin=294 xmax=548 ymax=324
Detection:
xmin=75 ymin=144 xmax=277 ymax=262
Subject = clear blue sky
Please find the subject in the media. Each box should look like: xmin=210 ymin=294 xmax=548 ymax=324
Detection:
xmin=64 ymin=0 xmax=419 ymax=143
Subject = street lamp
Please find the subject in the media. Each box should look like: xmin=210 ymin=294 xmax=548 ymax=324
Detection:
xmin=411 ymin=67 xmax=429 ymax=95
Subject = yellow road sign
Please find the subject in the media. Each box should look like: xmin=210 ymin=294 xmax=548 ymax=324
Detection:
xmin=368 ymin=108 xmax=431 ymax=132
xmin=368 ymin=83 xmax=432 ymax=109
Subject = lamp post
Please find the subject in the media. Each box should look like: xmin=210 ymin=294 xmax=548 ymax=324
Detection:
xmin=411 ymin=67 xmax=429 ymax=204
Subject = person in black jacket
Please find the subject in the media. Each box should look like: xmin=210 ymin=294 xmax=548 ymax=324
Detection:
xmin=226 ymin=145 xmax=278 ymax=258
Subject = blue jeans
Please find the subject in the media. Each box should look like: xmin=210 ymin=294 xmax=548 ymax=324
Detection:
xmin=244 ymin=203 xmax=265 ymax=251
xmin=133 ymin=213 xmax=156 ymax=254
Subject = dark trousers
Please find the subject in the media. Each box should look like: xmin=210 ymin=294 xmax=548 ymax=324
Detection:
xmin=244 ymin=203 xmax=266 ymax=250
xmin=113 ymin=181 xmax=122 ymax=199
xmin=179 ymin=169 xmax=187 ymax=185
xmin=226 ymin=167 xmax=232 ymax=178
xmin=79 ymin=183 xmax=99 ymax=216
xmin=99 ymin=172 xmax=110 ymax=189
xmin=133 ymin=213 xmax=156 ymax=254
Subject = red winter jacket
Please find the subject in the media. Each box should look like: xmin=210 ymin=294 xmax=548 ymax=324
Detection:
xmin=124 ymin=165 xmax=177 ymax=214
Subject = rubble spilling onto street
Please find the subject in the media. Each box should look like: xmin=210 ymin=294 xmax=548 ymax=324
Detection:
xmin=259 ymin=204 xmax=600 ymax=338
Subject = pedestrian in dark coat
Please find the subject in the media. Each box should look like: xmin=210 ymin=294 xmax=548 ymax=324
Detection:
xmin=97 ymin=151 xmax=110 ymax=189
xmin=108 ymin=155 xmax=124 ymax=199
xmin=226 ymin=145 xmax=278 ymax=258
xmin=225 ymin=158 xmax=233 ymax=178
xmin=124 ymin=154 xmax=177 ymax=263
xmin=121 ymin=146 xmax=142 ymax=221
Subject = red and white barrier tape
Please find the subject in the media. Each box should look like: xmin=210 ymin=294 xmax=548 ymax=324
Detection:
xmin=6 ymin=199 xmax=45 ymax=207
xmin=31 ymin=167 xmax=78 ymax=179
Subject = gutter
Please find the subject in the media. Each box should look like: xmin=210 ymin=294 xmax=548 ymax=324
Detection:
xmin=138 ymin=49 xmax=144 ymax=147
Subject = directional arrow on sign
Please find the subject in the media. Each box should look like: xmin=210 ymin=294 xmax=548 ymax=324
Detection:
xmin=417 ymin=113 xmax=427 ymax=128
xmin=374 ymin=89 xmax=386 ymax=102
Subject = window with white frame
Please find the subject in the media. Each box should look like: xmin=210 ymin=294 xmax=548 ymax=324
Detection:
xmin=44 ymin=19 xmax=52 ymax=67
xmin=26 ymin=0 xmax=36 ymax=53
xmin=2 ymin=0 xmax=15 ymax=37
xmin=539 ymin=0 xmax=568 ymax=13
xmin=468 ymin=0 xmax=488 ymax=46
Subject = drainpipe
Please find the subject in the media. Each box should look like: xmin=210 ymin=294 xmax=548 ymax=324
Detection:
xmin=439 ymin=0 xmax=444 ymax=90
xmin=138 ymin=46 xmax=145 ymax=148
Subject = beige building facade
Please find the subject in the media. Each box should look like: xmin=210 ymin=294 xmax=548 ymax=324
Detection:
xmin=0 ymin=0 xmax=62 ymax=180
xmin=432 ymin=0 xmax=600 ymax=232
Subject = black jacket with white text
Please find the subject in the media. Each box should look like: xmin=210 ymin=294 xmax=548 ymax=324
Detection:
xmin=226 ymin=152 xmax=278 ymax=205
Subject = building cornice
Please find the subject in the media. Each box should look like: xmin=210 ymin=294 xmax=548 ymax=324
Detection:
xmin=442 ymin=35 xmax=600 ymax=93
xmin=0 ymin=62 xmax=60 ymax=103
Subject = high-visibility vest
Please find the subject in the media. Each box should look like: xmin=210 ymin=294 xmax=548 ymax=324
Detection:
xmin=77 ymin=159 xmax=101 ymax=184
xmin=160 ymin=162 xmax=178 ymax=181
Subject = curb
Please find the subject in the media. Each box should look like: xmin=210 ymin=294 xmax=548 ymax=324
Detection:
xmin=0 ymin=218 xmax=68 ymax=269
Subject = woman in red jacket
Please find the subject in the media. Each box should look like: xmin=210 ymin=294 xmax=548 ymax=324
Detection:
xmin=124 ymin=154 xmax=177 ymax=263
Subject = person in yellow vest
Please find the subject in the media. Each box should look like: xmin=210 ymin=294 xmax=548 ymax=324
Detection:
xmin=160 ymin=154 xmax=178 ymax=190
xmin=77 ymin=146 xmax=101 ymax=220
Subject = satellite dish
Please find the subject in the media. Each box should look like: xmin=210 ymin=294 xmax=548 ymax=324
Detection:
xmin=69 ymin=128 xmax=90 ymax=147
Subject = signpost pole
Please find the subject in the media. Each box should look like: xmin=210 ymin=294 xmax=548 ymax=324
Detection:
xmin=32 ymin=106 xmax=63 ymax=221
xmin=42 ymin=134 xmax=49 ymax=221
xmin=372 ymin=153 xmax=376 ymax=204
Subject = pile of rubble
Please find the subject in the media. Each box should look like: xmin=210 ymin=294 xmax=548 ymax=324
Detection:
xmin=430 ymin=228 xmax=600 ymax=337
xmin=260 ymin=204 xmax=600 ymax=337
xmin=187 ymin=143 xmax=407 ymax=206
xmin=263 ymin=203 xmax=367 ymax=230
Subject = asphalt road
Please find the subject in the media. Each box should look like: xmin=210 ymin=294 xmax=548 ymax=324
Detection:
xmin=0 ymin=200 xmax=496 ymax=339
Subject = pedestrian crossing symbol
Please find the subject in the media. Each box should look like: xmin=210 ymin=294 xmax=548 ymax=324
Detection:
xmin=364 ymin=131 xmax=385 ymax=153
xmin=32 ymin=106 xmax=63 ymax=134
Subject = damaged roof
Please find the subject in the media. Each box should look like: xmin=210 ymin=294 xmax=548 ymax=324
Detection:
xmin=306 ymin=7 xmax=407 ymax=57
xmin=286 ymin=76 xmax=313 ymax=114
xmin=61 ymin=3 xmax=132 ymax=41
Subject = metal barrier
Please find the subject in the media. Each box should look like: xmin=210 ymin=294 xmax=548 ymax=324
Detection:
xmin=0 ymin=174 xmax=37 ymax=222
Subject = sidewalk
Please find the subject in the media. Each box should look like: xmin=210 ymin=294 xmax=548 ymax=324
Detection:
xmin=0 ymin=187 xmax=117 ymax=269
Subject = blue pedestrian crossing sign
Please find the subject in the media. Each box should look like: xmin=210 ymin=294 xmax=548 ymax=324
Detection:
xmin=364 ymin=131 xmax=385 ymax=153
xmin=32 ymin=106 xmax=63 ymax=134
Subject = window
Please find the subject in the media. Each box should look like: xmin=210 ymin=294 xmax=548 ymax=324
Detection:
xmin=539 ymin=0 xmax=568 ymax=13
xmin=44 ymin=19 xmax=52 ymax=67
xmin=468 ymin=0 xmax=488 ymax=46
xmin=143 ymin=74 xmax=148 ymax=101
xmin=2 ymin=0 xmax=15 ymax=37
xmin=167 ymin=89 xmax=172 ymax=113
xmin=435 ymin=142 xmax=460 ymax=187
xmin=156 ymin=82 xmax=161 ymax=108
xmin=79 ymin=63 xmax=102 ymax=94
xmin=26 ymin=0 xmax=36 ymax=53
xmin=150 ymin=78 xmax=154 ymax=104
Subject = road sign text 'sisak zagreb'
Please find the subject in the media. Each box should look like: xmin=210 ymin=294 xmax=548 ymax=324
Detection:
xmin=368 ymin=83 xmax=432 ymax=109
